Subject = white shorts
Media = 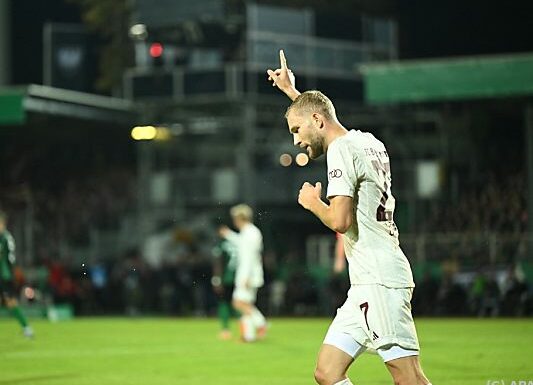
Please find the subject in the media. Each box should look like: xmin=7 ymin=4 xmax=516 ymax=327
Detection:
xmin=323 ymin=284 xmax=420 ymax=362
xmin=232 ymin=286 xmax=258 ymax=303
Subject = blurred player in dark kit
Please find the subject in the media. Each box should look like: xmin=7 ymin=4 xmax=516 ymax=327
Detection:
xmin=211 ymin=237 xmax=238 ymax=340
xmin=0 ymin=211 xmax=34 ymax=338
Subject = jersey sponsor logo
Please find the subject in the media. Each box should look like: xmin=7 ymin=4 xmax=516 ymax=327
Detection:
xmin=328 ymin=169 xmax=343 ymax=179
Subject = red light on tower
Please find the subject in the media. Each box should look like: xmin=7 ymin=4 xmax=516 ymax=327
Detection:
xmin=149 ymin=42 xmax=164 ymax=58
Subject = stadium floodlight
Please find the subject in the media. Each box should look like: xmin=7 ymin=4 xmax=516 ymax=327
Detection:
xmin=129 ymin=24 xmax=148 ymax=41
xmin=131 ymin=125 xmax=157 ymax=141
xmin=131 ymin=125 xmax=176 ymax=141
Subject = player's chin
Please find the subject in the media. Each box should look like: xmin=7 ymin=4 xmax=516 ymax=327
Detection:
xmin=308 ymin=148 xmax=322 ymax=159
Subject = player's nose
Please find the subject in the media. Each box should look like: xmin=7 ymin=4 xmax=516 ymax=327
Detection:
xmin=293 ymin=134 xmax=301 ymax=146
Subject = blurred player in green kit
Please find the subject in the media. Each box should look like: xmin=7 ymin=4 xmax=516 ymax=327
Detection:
xmin=0 ymin=210 xmax=34 ymax=338
xmin=211 ymin=238 xmax=238 ymax=340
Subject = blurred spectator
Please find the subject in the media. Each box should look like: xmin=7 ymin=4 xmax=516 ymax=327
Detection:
xmin=500 ymin=265 xmax=528 ymax=316
xmin=426 ymin=173 xmax=527 ymax=234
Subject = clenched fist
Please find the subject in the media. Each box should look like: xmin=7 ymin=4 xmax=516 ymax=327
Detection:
xmin=298 ymin=182 xmax=322 ymax=210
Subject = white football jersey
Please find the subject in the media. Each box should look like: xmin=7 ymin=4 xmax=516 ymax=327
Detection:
xmin=225 ymin=223 xmax=264 ymax=288
xmin=326 ymin=130 xmax=414 ymax=288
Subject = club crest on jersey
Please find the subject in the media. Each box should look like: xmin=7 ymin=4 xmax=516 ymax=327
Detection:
xmin=328 ymin=169 xmax=343 ymax=180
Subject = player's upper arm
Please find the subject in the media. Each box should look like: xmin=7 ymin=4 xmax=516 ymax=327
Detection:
xmin=326 ymin=141 xmax=359 ymax=199
xmin=328 ymin=195 xmax=353 ymax=234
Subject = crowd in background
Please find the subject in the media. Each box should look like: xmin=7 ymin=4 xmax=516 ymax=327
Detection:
xmin=1 ymin=162 xmax=532 ymax=318
xmin=425 ymin=173 xmax=527 ymax=234
xmin=11 ymin=244 xmax=533 ymax=318
xmin=51 ymin=168 xmax=136 ymax=245
xmin=1 ymin=166 xmax=136 ymax=258
xmin=0 ymin=136 xmax=136 ymax=251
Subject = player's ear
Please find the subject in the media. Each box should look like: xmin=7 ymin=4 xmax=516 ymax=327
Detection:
xmin=312 ymin=113 xmax=324 ymax=129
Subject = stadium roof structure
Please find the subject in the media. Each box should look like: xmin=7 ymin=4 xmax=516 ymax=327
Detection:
xmin=361 ymin=52 xmax=533 ymax=104
xmin=0 ymin=85 xmax=139 ymax=126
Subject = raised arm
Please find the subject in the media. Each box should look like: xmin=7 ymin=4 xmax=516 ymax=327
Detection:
xmin=267 ymin=50 xmax=301 ymax=101
xmin=219 ymin=225 xmax=239 ymax=245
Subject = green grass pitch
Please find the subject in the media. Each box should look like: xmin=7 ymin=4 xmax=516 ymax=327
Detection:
xmin=1 ymin=318 xmax=532 ymax=385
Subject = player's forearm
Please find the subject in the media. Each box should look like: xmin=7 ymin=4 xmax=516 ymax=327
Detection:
xmin=223 ymin=230 xmax=239 ymax=244
xmin=308 ymin=199 xmax=351 ymax=234
xmin=283 ymin=86 xmax=301 ymax=101
xmin=307 ymin=199 xmax=338 ymax=233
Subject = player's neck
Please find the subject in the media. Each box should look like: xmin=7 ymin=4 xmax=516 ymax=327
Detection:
xmin=324 ymin=122 xmax=348 ymax=150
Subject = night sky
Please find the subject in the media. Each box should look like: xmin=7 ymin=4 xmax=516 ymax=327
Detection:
xmin=398 ymin=0 xmax=533 ymax=59
xmin=8 ymin=0 xmax=533 ymax=86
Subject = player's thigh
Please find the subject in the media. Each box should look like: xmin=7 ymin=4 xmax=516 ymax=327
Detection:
xmin=232 ymin=299 xmax=251 ymax=314
xmin=384 ymin=355 xmax=428 ymax=385
xmin=326 ymin=286 xmax=375 ymax=351
xmin=318 ymin=304 xmax=367 ymax=383
xmin=232 ymin=286 xmax=257 ymax=312
xmin=356 ymin=285 xmax=420 ymax=352
xmin=232 ymin=286 xmax=257 ymax=304
xmin=315 ymin=344 xmax=354 ymax=382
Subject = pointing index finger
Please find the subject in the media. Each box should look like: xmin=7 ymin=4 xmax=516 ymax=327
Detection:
xmin=279 ymin=49 xmax=287 ymax=69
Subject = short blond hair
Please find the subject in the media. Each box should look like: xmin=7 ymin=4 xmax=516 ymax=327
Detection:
xmin=230 ymin=204 xmax=253 ymax=221
xmin=285 ymin=90 xmax=336 ymax=121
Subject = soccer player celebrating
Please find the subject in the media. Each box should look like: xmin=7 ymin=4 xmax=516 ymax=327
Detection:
xmin=0 ymin=210 xmax=34 ymax=339
xmin=219 ymin=204 xmax=267 ymax=342
xmin=267 ymin=51 xmax=432 ymax=385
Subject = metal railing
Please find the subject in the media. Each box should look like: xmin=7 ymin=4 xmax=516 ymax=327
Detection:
xmin=247 ymin=31 xmax=396 ymax=78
